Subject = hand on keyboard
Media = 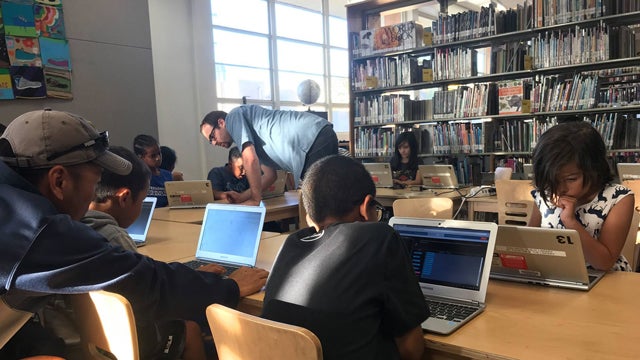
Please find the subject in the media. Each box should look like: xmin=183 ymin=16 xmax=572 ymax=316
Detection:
xmin=228 ymin=266 xmax=270 ymax=297
xmin=196 ymin=263 xmax=227 ymax=275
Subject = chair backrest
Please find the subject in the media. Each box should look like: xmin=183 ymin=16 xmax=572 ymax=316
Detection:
xmin=69 ymin=291 xmax=139 ymax=360
xmin=617 ymin=163 xmax=640 ymax=181
xmin=621 ymin=210 xmax=640 ymax=272
xmin=495 ymin=179 xmax=536 ymax=226
xmin=392 ymin=198 xmax=454 ymax=219
xmin=206 ymin=303 xmax=322 ymax=360
xmin=0 ymin=296 xmax=33 ymax=348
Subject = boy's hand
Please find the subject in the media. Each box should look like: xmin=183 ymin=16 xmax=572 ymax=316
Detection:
xmin=228 ymin=266 xmax=269 ymax=297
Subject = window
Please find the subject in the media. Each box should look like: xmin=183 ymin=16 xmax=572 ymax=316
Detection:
xmin=209 ymin=0 xmax=349 ymax=133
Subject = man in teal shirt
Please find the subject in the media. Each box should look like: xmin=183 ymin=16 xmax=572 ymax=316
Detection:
xmin=200 ymin=105 xmax=338 ymax=205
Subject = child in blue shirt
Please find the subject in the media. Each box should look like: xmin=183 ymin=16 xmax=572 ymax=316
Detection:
xmin=134 ymin=134 xmax=173 ymax=207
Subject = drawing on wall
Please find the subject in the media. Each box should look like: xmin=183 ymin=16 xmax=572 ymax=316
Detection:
xmin=0 ymin=0 xmax=71 ymax=100
xmin=34 ymin=4 xmax=64 ymax=38
xmin=2 ymin=1 xmax=37 ymax=37
xmin=10 ymin=65 xmax=45 ymax=98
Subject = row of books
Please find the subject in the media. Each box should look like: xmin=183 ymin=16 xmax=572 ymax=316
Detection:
xmin=585 ymin=113 xmax=640 ymax=150
xmin=433 ymin=48 xmax=478 ymax=80
xmin=353 ymin=127 xmax=395 ymax=157
xmin=531 ymin=74 xmax=598 ymax=112
xmin=432 ymin=4 xmax=498 ymax=44
xmin=490 ymin=42 xmax=530 ymax=74
xmin=537 ymin=0 xmax=609 ymax=26
xmin=600 ymin=83 xmax=640 ymax=107
xmin=353 ymin=95 xmax=433 ymax=125
xmin=351 ymin=55 xmax=420 ymax=91
xmin=433 ymin=83 xmax=498 ymax=119
xmin=351 ymin=21 xmax=424 ymax=57
xmin=530 ymin=24 xmax=609 ymax=68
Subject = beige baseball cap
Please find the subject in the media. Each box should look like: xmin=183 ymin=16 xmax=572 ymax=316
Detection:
xmin=1 ymin=109 xmax=132 ymax=175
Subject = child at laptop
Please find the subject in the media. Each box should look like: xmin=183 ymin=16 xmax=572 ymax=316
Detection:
xmin=207 ymin=146 xmax=249 ymax=200
xmin=390 ymin=132 xmax=423 ymax=187
xmin=529 ymin=122 xmax=635 ymax=271
xmin=80 ymin=146 xmax=211 ymax=359
xmin=262 ymin=155 xmax=429 ymax=359
xmin=134 ymin=134 xmax=174 ymax=207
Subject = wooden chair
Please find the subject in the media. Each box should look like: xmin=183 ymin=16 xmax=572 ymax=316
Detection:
xmin=621 ymin=210 xmax=640 ymax=272
xmin=206 ymin=303 xmax=322 ymax=360
xmin=69 ymin=291 xmax=139 ymax=360
xmin=0 ymin=296 xmax=33 ymax=348
xmin=495 ymin=179 xmax=536 ymax=226
xmin=392 ymin=198 xmax=454 ymax=219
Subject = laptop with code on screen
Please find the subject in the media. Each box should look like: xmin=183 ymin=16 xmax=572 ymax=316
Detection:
xmin=388 ymin=217 xmax=498 ymax=335
xmin=125 ymin=197 xmax=157 ymax=247
xmin=491 ymin=225 xmax=606 ymax=291
xmin=165 ymin=180 xmax=215 ymax=209
xmin=183 ymin=203 xmax=266 ymax=273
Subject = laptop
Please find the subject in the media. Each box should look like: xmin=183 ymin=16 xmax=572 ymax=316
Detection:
xmin=183 ymin=203 xmax=266 ymax=273
xmin=125 ymin=197 xmax=157 ymax=247
xmin=389 ymin=217 xmax=498 ymax=335
xmin=364 ymin=163 xmax=394 ymax=188
xmin=262 ymin=170 xmax=287 ymax=199
xmin=617 ymin=163 xmax=640 ymax=180
xmin=419 ymin=164 xmax=459 ymax=189
xmin=165 ymin=180 xmax=215 ymax=208
xmin=491 ymin=225 xmax=606 ymax=291
xmin=523 ymin=164 xmax=534 ymax=180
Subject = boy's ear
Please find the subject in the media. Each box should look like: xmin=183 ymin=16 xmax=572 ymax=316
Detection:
xmin=358 ymin=194 xmax=375 ymax=221
xmin=115 ymin=188 xmax=132 ymax=206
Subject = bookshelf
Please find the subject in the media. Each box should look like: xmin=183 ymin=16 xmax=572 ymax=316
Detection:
xmin=347 ymin=0 xmax=640 ymax=185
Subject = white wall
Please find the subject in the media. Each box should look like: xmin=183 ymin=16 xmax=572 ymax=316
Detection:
xmin=1 ymin=0 xmax=158 ymax=149
xmin=148 ymin=0 xmax=229 ymax=180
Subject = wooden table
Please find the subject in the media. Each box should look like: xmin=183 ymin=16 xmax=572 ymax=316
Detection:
xmin=466 ymin=195 xmax=498 ymax=221
xmin=375 ymin=187 xmax=464 ymax=207
xmin=239 ymin=267 xmax=640 ymax=360
xmin=151 ymin=191 xmax=299 ymax=224
xmin=138 ymin=220 xmax=281 ymax=263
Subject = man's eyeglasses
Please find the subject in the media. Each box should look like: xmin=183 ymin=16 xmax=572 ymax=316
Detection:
xmin=208 ymin=126 xmax=217 ymax=144
xmin=372 ymin=199 xmax=386 ymax=222
xmin=46 ymin=131 xmax=109 ymax=161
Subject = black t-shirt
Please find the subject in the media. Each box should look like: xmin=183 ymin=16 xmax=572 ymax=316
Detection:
xmin=262 ymin=222 xmax=429 ymax=359
xmin=207 ymin=165 xmax=249 ymax=193
xmin=392 ymin=159 xmax=423 ymax=181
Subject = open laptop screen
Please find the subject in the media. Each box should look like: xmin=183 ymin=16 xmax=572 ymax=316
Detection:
xmin=394 ymin=224 xmax=491 ymax=291
xmin=197 ymin=204 xmax=265 ymax=264
xmin=126 ymin=197 xmax=157 ymax=244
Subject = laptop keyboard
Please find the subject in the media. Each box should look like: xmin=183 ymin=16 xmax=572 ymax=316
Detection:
xmin=183 ymin=260 xmax=239 ymax=275
xmin=427 ymin=300 xmax=478 ymax=322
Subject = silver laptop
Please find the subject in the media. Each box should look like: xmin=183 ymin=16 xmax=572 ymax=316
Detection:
xmin=183 ymin=203 xmax=266 ymax=273
xmin=364 ymin=163 xmax=393 ymax=188
xmin=491 ymin=225 xmax=606 ymax=291
xmin=523 ymin=164 xmax=534 ymax=180
xmin=617 ymin=163 xmax=640 ymax=180
xmin=125 ymin=197 xmax=157 ymax=247
xmin=389 ymin=217 xmax=498 ymax=335
xmin=165 ymin=180 xmax=215 ymax=208
xmin=262 ymin=170 xmax=287 ymax=199
xmin=419 ymin=164 xmax=459 ymax=189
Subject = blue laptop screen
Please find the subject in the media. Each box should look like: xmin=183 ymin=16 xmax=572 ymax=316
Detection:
xmin=393 ymin=224 xmax=491 ymax=291
xmin=199 ymin=208 xmax=263 ymax=258
xmin=126 ymin=200 xmax=154 ymax=239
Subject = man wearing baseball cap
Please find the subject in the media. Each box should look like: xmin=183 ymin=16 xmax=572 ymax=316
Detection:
xmin=0 ymin=109 xmax=268 ymax=358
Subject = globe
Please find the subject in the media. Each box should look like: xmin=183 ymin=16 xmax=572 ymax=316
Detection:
xmin=297 ymin=79 xmax=321 ymax=105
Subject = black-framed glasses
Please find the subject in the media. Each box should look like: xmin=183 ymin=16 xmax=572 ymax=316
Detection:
xmin=46 ymin=131 xmax=109 ymax=161
xmin=372 ymin=199 xmax=386 ymax=222
xmin=208 ymin=126 xmax=217 ymax=144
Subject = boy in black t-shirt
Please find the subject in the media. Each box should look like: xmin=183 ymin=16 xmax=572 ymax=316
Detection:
xmin=262 ymin=155 xmax=429 ymax=360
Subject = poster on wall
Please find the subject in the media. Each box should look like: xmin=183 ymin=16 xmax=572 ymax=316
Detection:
xmin=1 ymin=0 xmax=71 ymax=100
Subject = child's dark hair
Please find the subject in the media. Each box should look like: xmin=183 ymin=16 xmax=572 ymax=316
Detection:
xmin=532 ymin=121 xmax=613 ymax=205
xmin=94 ymin=146 xmax=151 ymax=203
xmin=133 ymin=134 xmax=159 ymax=157
xmin=228 ymin=146 xmax=242 ymax=163
xmin=302 ymin=155 xmax=376 ymax=224
xmin=390 ymin=132 xmax=420 ymax=170
xmin=160 ymin=146 xmax=177 ymax=171
xmin=201 ymin=111 xmax=227 ymax=131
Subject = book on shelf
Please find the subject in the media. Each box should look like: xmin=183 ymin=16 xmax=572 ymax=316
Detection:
xmin=497 ymin=80 xmax=530 ymax=115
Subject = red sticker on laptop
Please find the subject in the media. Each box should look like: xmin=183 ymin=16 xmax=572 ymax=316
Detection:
xmin=180 ymin=194 xmax=193 ymax=203
xmin=432 ymin=176 xmax=441 ymax=183
xmin=499 ymin=254 xmax=527 ymax=269
xmin=371 ymin=175 xmax=379 ymax=183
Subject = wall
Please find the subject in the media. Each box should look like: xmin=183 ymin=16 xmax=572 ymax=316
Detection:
xmin=148 ymin=0 xmax=228 ymax=180
xmin=0 ymin=0 xmax=158 ymax=149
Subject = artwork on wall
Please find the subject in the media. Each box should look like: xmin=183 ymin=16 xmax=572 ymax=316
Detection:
xmin=0 ymin=0 xmax=71 ymax=100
